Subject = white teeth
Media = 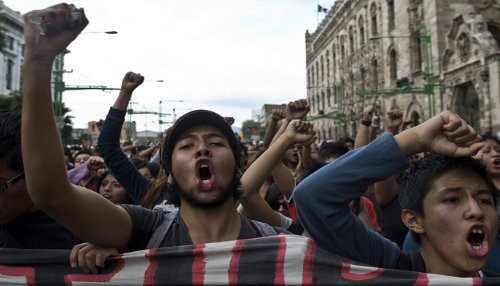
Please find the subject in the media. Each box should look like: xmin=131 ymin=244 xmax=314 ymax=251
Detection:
xmin=472 ymin=228 xmax=484 ymax=234
xmin=200 ymin=163 xmax=208 ymax=168
xmin=202 ymin=179 xmax=210 ymax=184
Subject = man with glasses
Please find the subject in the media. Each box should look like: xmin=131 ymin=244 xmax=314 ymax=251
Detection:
xmin=0 ymin=111 xmax=81 ymax=248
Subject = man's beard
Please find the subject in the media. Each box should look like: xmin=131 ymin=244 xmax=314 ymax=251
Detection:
xmin=173 ymin=175 xmax=238 ymax=209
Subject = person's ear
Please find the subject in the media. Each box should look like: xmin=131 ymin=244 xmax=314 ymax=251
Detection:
xmin=401 ymin=209 xmax=425 ymax=234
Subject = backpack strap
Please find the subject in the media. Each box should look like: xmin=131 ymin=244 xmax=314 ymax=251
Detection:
xmin=251 ymin=219 xmax=279 ymax=236
xmin=146 ymin=211 xmax=178 ymax=249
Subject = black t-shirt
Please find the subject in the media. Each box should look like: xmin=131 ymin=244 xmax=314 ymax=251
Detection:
xmin=122 ymin=205 xmax=279 ymax=252
xmin=0 ymin=210 xmax=82 ymax=249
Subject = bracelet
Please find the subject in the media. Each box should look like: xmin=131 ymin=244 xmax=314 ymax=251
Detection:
xmin=361 ymin=119 xmax=372 ymax=127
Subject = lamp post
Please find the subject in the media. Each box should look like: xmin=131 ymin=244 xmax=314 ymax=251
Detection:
xmin=360 ymin=29 xmax=435 ymax=118
xmin=159 ymin=98 xmax=184 ymax=132
xmin=52 ymin=31 xmax=119 ymax=128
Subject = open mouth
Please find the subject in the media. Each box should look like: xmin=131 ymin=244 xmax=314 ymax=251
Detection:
xmin=466 ymin=226 xmax=489 ymax=257
xmin=199 ymin=163 xmax=212 ymax=181
xmin=492 ymin=159 xmax=500 ymax=167
xmin=102 ymin=194 xmax=112 ymax=200
xmin=468 ymin=227 xmax=485 ymax=248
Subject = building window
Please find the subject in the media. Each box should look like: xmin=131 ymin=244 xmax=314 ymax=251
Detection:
xmin=327 ymin=87 xmax=332 ymax=107
xmin=311 ymin=69 xmax=315 ymax=87
xmin=341 ymin=40 xmax=345 ymax=63
xmin=332 ymin=50 xmax=337 ymax=80
xmin=315 ymin=62 xmax=319 ymax=85
xmin=370 ymin=3 xmax=378 ymax=36
xmin=321 ymin=56 xmax=324 ymax=82
xmin=359 ymin=17 xmax=365 ymax=47
xmin=6 ymin=59 xmax=13 ymax=90
xmin=389 ymin=49 xmax=397 ymax=84
xmin=388 ymin=0 xmax=395 ymax=31
xmin=349 ymin=26 xmax=354 ymax=53
xmin=372 ymin=59 xmax=378 ymax=89
xmin=350 ymin=72 xmax=354 ymax=97
xmin=307 ymin=69 xmax=311 ymax=86
xmin=321 ymin=91 xmax=325 ymax=111
xmin=326 ymin=50 xmax=330 ymax=79
xmin=361 ymin=67 xmax=366 ymax=91
xmin=412 ymin=33 xmax=422 ymax=72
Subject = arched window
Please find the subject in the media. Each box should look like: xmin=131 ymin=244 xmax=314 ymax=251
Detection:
xmin=370 ymin=3 xmax=378 ymax=36
xmin=320 ymin=56 xmax=325 ymax=82
xmin=327 ymin=87 xmax=332 ymax=107
xmin=389 ymin=48 xmax=397 ymax=84
xmin=360 ymin=67 xmax=366 ymax=91
xmin=321 ymin=91 xmax=326 ymax=111
xmin=341 ymin=37 xmax=346 ymax=62
xmin=307 ymin=69 xmax=311 ymax=86
xmin=315 ymin=62 xmax=320 ymax=85
xmin=349 ymin=26 xmax=354 ymax=53
xmin=332 ymin=49 xmax=337 ymax=80
xmin=326 ymin=50 xmax=330 ymax=79
xmin=412 ymin=33 xmax=422 ymax=72
xmin=311 ymin=68 xmax=315 ymax=88
xmin=359 ymin=16 xmax=365 ymax=47
xmin=488 ymin=24 xmax=500 ymax=48
xmin=372 ymin=59 xmax=378 ymax=89
xmin=387 ymin=0 xmax=395 ymax=31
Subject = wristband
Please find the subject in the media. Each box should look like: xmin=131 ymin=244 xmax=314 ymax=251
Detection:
xmin=361 ymin=119 xmax=372 ymax=127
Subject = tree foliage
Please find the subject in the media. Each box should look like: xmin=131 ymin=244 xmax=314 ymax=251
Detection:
xmin=241 ymin=119 xmax=263 ymax=141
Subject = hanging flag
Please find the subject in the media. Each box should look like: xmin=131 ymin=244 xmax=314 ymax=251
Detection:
xmin=317 ymin=4 xmax=328 ymax=13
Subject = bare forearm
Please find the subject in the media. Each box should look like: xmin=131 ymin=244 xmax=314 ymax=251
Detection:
xmin=112 ymin=91 xmax=132 ymax=111
xmin=354 ymin=125 xmax=370 ymax=148
xmin=271 ymin=163 xmax=295 ymax=200
xmin=270 ymin=119 xmax=288 ymax=146
xmin=263 ymin=119 xmax=278 ymax=148
xmin=22 ymin=59 xmax=69 ymax=201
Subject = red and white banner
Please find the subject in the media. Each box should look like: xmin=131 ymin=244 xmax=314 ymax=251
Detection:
xmin=0 ymin=235 xmax=496 ymax=285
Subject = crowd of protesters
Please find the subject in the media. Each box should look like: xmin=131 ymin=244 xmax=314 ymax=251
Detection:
xmin=0 ymin=2 xmax=499 ymax=280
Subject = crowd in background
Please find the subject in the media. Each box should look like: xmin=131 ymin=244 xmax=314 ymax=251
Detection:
xmin=1 ymin=2 xmax=500 ymax=280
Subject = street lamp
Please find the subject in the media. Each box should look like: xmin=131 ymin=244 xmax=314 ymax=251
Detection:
xmin=52 ymin=30 xmax=119 ymax=128
xmin=359 ymin=29 xmax=435 ymax=118
xmin=159 ymin=98 xmax=184 ymax=132
xmin=82 ymin=30 xmax=118 ymax=34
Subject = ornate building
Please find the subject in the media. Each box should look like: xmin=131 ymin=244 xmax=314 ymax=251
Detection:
xmin=305 ymin=0 xmax=500 ymax=141
xmin=0 ymin=0 xmax=24 ymax=96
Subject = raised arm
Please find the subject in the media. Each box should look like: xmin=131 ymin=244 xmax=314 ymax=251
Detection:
xmin=354 ymin=104 xmax=375 ymax=149
xmin=97 ymin=72 xmax=152 ymax=204
xmin=22 ymin=4 xmax=131 ymax=251
xmin=240 ymin=120 xmax=315 ymax=226
xmin=263 ymin=109 xmax=285 ymax=148
xmin=294 ymin=111 xmax=483 ymax=267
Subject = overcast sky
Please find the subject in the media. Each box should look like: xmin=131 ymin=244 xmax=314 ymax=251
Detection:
xmin=8 ymin=0 xmax=334 ymax=132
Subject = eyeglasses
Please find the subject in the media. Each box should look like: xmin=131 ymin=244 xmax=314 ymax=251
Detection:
xmin=0 ymin=172 xmax=25 ymax=193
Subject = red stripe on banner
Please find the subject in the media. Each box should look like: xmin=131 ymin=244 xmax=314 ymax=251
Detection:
xmin=192 ymin=243 xmax=206 ymax=285
xmin=64 ymin=254 xmax=126 ymax=284
xmin=302 ymin=238 xmax=316 ymax=285
xmin=143 ymin=248 xmax=159 ymax=285
xmin=414 ymin=272 xmax=429 ymax=286
xmin=0 ymin=265 xmax=36 ymax=286
xmin=229 ymin=239 xmax=245 ymax=285
xmin=472 ymin=277 xmax=483 ymax=286
xmin=273 ymin=236 xmax=286 ymax=285
xmin=340 ymin=262 xmax=384 ymax=281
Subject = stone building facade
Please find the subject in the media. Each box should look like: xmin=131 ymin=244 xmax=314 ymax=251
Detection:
xmin=305 ymin=0 xmax=500 ymax=142
xmin=0 ymin=0 xmax=24 ymax=96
